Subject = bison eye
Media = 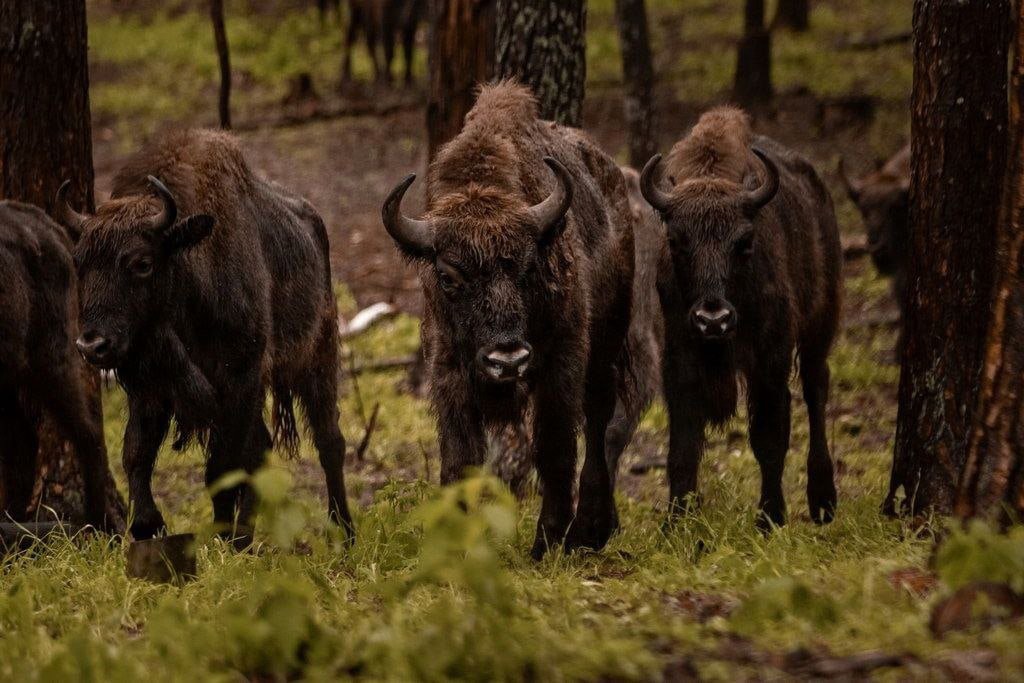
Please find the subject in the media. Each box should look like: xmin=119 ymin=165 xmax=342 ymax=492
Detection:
xmin=734 ymin=233 xmax=754 ymax=258
xmin=128 ymin=256 xmax=154 ymax=278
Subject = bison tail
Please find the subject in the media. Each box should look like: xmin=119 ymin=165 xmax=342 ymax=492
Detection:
xmin=272 ymin=386 xmax=301 ymax=459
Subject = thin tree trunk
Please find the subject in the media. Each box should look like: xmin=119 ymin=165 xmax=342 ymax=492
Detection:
xmin=0 ymin=0 xmax=125 ymax=527
xmin=772 ymin=0 xmax=810 ymax=32
xmin=885 ymin=0 xmax=1009 ymax=518
xmin=210 ymin=0 xmax=232 ymax=129
xmin=957 ymin=2 xmax=1024 ymax=522
xmin=426 ymin=0 xmax=496 ymax=160
xmin=615 ymin=0 xmax=657 ymax=169
xmin=495 ymin=0 xmax=586 ymax=126
xmin=734 ymin=0 xmax=772 ymax=107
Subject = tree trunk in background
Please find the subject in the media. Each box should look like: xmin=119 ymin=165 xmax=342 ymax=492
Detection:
xmin=615 ymin=0 xmax=657 ymax=169
xmin=885 ymin=0 xmax=1009 ymax=518
xmin=210 ymin=0 xmax=232 ymax=129
xmin=772 ymin=0 xmax=810 ymax=32
xmin=426 ymin=0 xmax=496 ymax=160
xmin=495 ymin=0 xmax=586 ymax=126
xmin=734 ymin=0 xmax=772 ymax=107
xmin=956 ymin=3 xmax=1024 ymax=523
xmin=0 ymin=0 xmax=125 ymax=526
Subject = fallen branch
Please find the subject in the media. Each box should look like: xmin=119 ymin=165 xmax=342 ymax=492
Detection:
xmin=838 ymin=31 xmax=912 ymax=52
xmin=354 ymin=402 xmax=380 ymax=462
xmin=339 ymin=302 xmax=398 ymax=341
xmin=347 ymin=355 xmax=418 ymax=375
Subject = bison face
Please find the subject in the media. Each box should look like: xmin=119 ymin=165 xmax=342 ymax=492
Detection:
xmin=431 ymin=247 xmax=537 ymax=384
xmin=640 ymin=149 xmax=779 ymax=344
xmin=61 ymin=177 xmax=213 ymax=369
xmin=382 ymin=157 xmax=575 ymax=384
xmin=853 ymin=186 xmax=908 ymax=277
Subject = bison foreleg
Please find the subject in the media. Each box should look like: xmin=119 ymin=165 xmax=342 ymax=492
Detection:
xmin=156 ymin=329 xmax=216 ymax=430
xmin=123 ymin=398 xmax=171 ymax=540
xmin=748 ymin=377 xmax=792 ymax=532
xmin=529 ymin=395 xmax=576 ymax=560
xmin=800 ymin=350 xmax=837 ymax=524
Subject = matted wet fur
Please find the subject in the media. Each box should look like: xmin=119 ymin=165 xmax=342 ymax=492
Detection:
xmin=641 ymin=107 xmax=842 ymax=529
xmin=64 ymin=129 xmax=353 ymax=546
xmin=382 ymin=82 xmax=636 ymax=558
xmin=0 ymin=202 xmax=109 ymax=529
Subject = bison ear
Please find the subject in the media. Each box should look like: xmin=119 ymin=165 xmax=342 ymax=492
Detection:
xmin=162 ymin=214 xmax=214 ymax=253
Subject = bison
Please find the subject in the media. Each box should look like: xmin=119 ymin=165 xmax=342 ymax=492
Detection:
xmin=342 ymin=0 xmax=424 ymax=86
xmin=58 ymin=129 xmax=353 ymax=546
xmin=839 ymin=144 xmax=910 ymax=315
xmin=639 ymin=107 xmax=841 ymax=529
xmin=381 ymin=82 xmax=636 ymax=558
xmin=0 ymin=201 xmax=109 ymax=529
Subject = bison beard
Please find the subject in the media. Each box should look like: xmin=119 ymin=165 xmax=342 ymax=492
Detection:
xmin=640 ymin=106 xmax=842 ymax=530
xmin=0 ymin=202 xmax=110 ymax=530
xmin=383 ymin=82 xmax=638 ymax=559
xmin=60 ymin=129 xmax=353 ymax=547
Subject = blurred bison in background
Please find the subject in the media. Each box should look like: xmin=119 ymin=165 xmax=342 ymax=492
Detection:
xmin=840 ymin=144 xmax=910 ymax=315
xmin=60 ymin=129 xmax=353 ymax=546
xmin=0 ymin=202 xmax=109 ymax=529
xmin=640 ymin=107 xmax=842 ymax=530
xmin=382 ymin=82 xmax=636 ymax=559
xmin=342 ymin=0 xmax=424 ymax=86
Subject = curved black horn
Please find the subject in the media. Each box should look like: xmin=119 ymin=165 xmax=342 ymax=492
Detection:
xmin=381 ymin=173 xmax=434 ymax=257
xmin=743 ymin=148 xmax=780 ymax=215
xmin=837 ymin=157 xmax=863 ymax=202
xmin=54 ymin=180 xmax=90 ymax=241
xmin=146 ymin=176 xmax=178 ymax=233
xmin=639 ymin=154 xmax=673 ymax=212
xmin=528 ymin=157 xmax=574 ymax=242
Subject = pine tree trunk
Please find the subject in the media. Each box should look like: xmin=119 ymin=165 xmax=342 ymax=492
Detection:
xmin=0 ymin=0 xmax=125 ymax=527
xmin=495 ymin=0 xmax=586 ymax=126
xmin=210 ymin=0 xmax=232 ymax=129
xmin=426 ymin=0 xmax=496 ymax=160
xmin=956 ymin=3 xmax=1024 ymax=523
xmin=885 ymin=0 xmax=1009 ymax=518
xmin=772 ymin=0 xmax=810 ymax=32
xmin=734 ymin=0 xmax=772 ymax=107
xmin=615 ymin=0 xmax=657 ymax=169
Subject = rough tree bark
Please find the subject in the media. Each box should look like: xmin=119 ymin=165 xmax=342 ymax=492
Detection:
xmin=614 ymin=0 xmax=657 ymax=169
xmin=956 ymin=2 xmax=1024 ymax=523
xmin=210 ymin=0 xmax=232 ymax=129
xmin=426 ymin=0 xmax=496 ymax=160
xmin=885 ymin=0 xmax=1009 ymax=518
xmin=772 ymin=0 xmax=810 ymax=32
xmin=734 ymin=0 xmax=772 ymax=107
xmin=0 ymin=0 xmax=125 ymax=526
xmin=495 ymin=0 xmax=586 ymax=126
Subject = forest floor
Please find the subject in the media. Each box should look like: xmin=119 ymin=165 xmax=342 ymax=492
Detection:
xmin=3 ymin=0 xmax=1023 ymax=680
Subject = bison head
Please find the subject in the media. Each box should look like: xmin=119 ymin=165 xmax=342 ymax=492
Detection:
xmin=838 ymin=160 xmax=908 ymax=276
xmin=382 ymin=157 xmax=573 ymax=384
xmin=58 ymin=177 xmax=213 ymax=369
xmin=640 ymin=148 xmax=779 ymax=343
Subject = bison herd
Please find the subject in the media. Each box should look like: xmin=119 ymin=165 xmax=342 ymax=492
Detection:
xmin=0 ymin=80 xmax=904 ymax=558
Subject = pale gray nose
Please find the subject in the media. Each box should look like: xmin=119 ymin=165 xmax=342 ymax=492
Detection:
xmin=476 ymin=342 xmax=533 ymax=382
xmin=691 ymin=299 xmax=737 ymax=339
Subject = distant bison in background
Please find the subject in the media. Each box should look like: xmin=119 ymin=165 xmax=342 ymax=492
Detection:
xmin=839 ymin=144 xmax=910 ymax=314
xmin=59 ymin=129 xmax=353 ymax=546
xmin=0 ymin=202 xmax=109 ymax=529
xmin=382 ymin=82 xmax=636 ymax=559
xmin=342 ymin=0 xmax=424 ymax=86
xmin=640 ymin=107 xmax=842 ymax=529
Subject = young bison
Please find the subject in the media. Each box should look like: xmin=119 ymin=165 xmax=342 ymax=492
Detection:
xmin=58 ymin=129 xmax=353 ymax=546
xmin=0 ymin=201 xmax=109 ymax=529
xmin=381 ymin=82 xmax=636 ymax=558
xmin=639 ymin=108 xmax=841 ymax=529
xmin=839 ymin=144 xmax=910 ymax=315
